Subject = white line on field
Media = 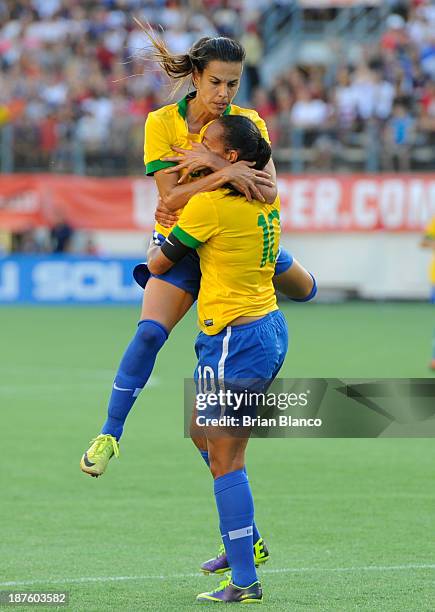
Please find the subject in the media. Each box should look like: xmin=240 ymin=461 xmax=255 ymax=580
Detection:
xmin=1 ymin=564 xmax=434 ymax=588
xmin=0 ymin=377 xmax=160 ymax=394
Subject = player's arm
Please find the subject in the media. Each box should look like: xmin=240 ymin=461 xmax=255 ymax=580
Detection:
xmin=154 ymin=162 xmax=272 ymax=214
xmin=160 ymin=111 xmax=277 ymax=206
xmin=147 ymin=193 xmax=218 ymax=275
xmin=273 ymin=258 xmax=317 ymax=301
xmin=145 ymin=112 xmax=272 ymax=216
xmin=164 ymin=143 xmax=278 ymax=204
xmin=154 ymin=166 xmax=228 ymax=212
xmin=145 ymin=112 xmax=222 ymax=220
xmin=166 ymin=146 xmax=277 ymax=204
xmin=260 ymin=158 xmax=277 ymax=204
xmin=147 ymin=231 xmax=193 ymax=275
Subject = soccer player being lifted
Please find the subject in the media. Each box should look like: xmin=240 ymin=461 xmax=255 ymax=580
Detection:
xmin=147 ymin=115 xmax=316 ymax=603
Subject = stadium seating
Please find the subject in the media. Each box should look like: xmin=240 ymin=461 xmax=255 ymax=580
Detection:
xmin=0 ymin=0 xmax=434 ymax=175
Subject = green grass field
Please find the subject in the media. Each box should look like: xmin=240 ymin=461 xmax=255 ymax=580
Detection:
xmin=1 ymin=302 xmax=434 ymax=611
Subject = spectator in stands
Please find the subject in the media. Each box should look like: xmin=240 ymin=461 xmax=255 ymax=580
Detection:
xmin=49 ymin=210 xmax=74 ymax=253
xmin=381 ymin=14 xmax=408 ymax=52
xmin=0 ymin=0 xmax=434 ymax=174
xmin=84 ymin=234 xmax=99 ymax=256
xmin=334 ymin=68 xmax=356 ymax=124
xmin=382 ymin=101 xmax=416 ymax=170
xmin=290 ymin=88 xmax=331 ymax=140
xmin=240 ymin=22 xmax=263 ymax=98
xmin=252 ymin=86 xmax=277 ymax=143
xmin=12 ymin=225 xmax=43 ymax=253
xmin=419 ymin=79 xmax=435 ymax=145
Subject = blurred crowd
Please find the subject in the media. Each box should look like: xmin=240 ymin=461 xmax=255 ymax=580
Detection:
xmin=262 ymin=1 xmax=435 ymax=171
xmin=5 ymin=210 xmax=99 ymax=255
xmin=0 ymin=0 xmax=434 ymax=174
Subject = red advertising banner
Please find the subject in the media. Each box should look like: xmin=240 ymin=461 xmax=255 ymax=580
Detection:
xmin=0 ymin=174 xmax=434 ymax=233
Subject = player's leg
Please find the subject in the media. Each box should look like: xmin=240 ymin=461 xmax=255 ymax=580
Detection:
xmin=190 ymin=405 xmax=210 ymax=460
xmin=100 ymin=277 xmax=194 ymax=439
xmin=80 ymin=278 xmax=194 ymax=477
xmin=196 ymin=312 xmax=288 ymax=602
xmin=196 ymin=433 xmax=262 ymax=603
xmin=190 ymin=389 xmax=267 ymax=573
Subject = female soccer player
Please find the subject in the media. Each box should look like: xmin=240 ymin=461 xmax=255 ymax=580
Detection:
xmin=80 ymin=34 xmax=314 ymax=474
xmin=147 ymin=114 xmax=289 ymax=603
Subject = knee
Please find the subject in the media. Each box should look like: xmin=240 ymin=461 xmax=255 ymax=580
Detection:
xmin=136 ymin=319 xmax=168 ymax=350
xmin=209 ymin=454 xmax=244 ymax=479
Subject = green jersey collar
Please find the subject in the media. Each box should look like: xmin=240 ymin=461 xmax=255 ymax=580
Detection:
xmin=177 ymin=92 xmax=231 ymax=119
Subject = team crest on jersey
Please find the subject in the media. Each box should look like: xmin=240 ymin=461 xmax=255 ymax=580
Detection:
xmin=204 ymin=319 xmax=214 ymax=327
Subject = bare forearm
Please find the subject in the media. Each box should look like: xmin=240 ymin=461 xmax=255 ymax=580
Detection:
xmin=162 ymin=169 xmax=228 ymax=212
xmin=147 ymin=246 xmax=172 ymax=275
xmin=212 ymin=157 xmax=277 ymax=203
xmin=259 ymin=184 xmax=278 ymax=204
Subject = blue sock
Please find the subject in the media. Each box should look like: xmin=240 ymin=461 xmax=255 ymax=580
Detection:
xmin=214 ymin=469 xmax=258 ymax=587
xmin=101 ymin=319 xmax=168 ymax=440
xmin=199 ymin=449 xmax=210 ymax=466
xmin=199 ymin=451 xmax=261 ymax=544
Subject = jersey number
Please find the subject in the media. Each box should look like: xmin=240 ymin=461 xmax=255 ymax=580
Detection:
xmin=258 ymin=211 xmax=280 ymax=267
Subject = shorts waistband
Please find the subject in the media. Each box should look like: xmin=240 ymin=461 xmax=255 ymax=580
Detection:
xmin=224 ymin=309 xmax=281 ymax=333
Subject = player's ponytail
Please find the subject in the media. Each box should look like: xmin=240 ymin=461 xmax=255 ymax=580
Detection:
xmin=135 ymin=19 xmax=245 ymax=93
xmin=134 ymin=18 xmax=193 ymax=82
xmin=218 ymin=115 xmax=272 ymax=170
xmin=255 ymin=137 xmax=272 ymax=171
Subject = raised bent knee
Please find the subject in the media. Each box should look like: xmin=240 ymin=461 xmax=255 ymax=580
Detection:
xmin=136 ymin=319 xmax=168 ymax=350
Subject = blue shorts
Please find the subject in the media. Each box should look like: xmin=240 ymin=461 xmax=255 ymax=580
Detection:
xmin=194 ymin=310 xmax=288 ymax=419
xmin=133 ymin=232 xmax=293 ymax=300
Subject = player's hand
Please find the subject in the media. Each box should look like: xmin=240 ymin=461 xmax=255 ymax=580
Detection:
xmin=162 ymin=144 xmax=226 ymax=183
xmin=221 ymin=161 xmax=274 ymax=202
xmin=155 ymin=198 xmax=178 ymax=228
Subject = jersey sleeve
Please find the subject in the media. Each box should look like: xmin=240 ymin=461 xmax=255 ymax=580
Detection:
xmin=172 ymin=193 xmax=219 ymax=248
xmin=144 ymin=111 xmax=177 ymax=176
xmin=247 ymin=110 xmax=270 ymax=144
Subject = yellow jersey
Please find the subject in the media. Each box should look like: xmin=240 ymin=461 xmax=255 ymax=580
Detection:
xmin=424 ymin=217 xmax=435 ymax=283
xmin=144 ymin=92 xmax=270 ymax=236
xmin=172 ymin=188 xmax=280 ymax=335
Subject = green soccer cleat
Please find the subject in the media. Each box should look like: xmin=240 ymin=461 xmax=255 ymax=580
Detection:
xmin=201 ymin=538 xmax=269 ymax=575
xmin=197 ymin=575 xmax=263 ymax=603
xmin=80 ymin=434 xmax=119 ymax=478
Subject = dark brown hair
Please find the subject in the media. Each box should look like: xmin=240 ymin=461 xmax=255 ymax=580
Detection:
xmin=218 ymin=115 xmax=271 ymax=170
xmin=135 ymin=19 xmax=245 ymax=91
